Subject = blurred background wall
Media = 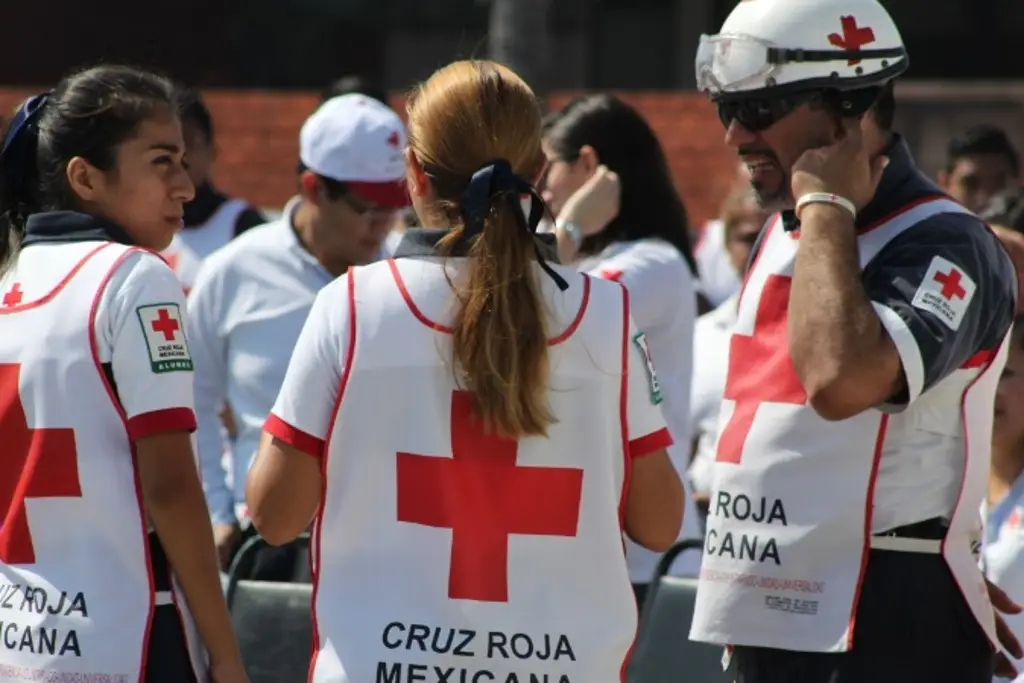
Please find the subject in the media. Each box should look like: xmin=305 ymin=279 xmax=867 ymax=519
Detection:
xmin=2 ymin=0 xmax=1020 ymax=223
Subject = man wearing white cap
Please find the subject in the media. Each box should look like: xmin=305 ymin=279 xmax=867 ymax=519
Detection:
xmin=187 ymin=94 xmax=409 ymax=572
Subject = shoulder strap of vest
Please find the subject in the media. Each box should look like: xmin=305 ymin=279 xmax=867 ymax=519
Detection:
xmin=742 ymin=212 xmax=780 ymax=276
xmin=859 ymin=197 xmax=973 ymax=264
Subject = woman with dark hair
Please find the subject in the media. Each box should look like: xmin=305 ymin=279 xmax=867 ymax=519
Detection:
xmin=0 ymin=65 xmax=246 ymax=683
xmin=543 ymin=93 xmax=701 ymax=602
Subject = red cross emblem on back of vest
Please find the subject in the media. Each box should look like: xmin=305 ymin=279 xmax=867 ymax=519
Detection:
xmin=0 ymin=364 xmax=82 ymax=564
xmin=827 ymin=16 xmax=876 ymax=65
xmin=396 ymin=390 xmax=584 ymax=602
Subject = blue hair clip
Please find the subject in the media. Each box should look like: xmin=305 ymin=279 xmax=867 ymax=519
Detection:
xmin=0 ymin=93 xmax=49 ymax=162
xmin=459 ymin=158 xmax=567 ymax=291
xmin=460 ymin=158 xmax=545 ymax=237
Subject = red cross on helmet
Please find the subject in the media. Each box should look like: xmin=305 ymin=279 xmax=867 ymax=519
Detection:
xmin=695 ymin=0 xmax=908 ymax=99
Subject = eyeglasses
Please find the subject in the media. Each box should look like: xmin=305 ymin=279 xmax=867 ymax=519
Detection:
xmin=335 ymin=184 xmax=398 ymax=219
xmin=716 ymin=91 xmax=822 ymax=133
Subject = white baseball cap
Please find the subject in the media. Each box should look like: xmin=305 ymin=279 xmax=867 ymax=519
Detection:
xmin=299 ymin=93 xmax=409 ymax=208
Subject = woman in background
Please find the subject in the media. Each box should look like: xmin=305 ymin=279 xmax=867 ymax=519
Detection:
xmin=542 ymin=94 xmax=702 ymax=602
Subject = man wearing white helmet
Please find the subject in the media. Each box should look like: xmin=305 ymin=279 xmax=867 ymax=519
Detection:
xmin=690 ymin=0 xmax=1020 ymax=680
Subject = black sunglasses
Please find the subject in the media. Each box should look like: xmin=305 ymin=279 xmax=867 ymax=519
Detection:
xmin=716 ymin=91 xmax=823 ymax=133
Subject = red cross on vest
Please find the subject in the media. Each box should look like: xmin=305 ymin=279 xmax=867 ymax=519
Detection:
xmin=162 ymin=251 xmax=179 ymax=272
xmin=396 ymin=390 xmax=584 ymax=602
xmin=150 ymin=308 xmax=180 ymax=341
xmin=933 ymin=268 xmax=967 ymax=300
xmin=717 ymin=275 xmax=807 ymax=464
xmin=2 ymin=283 xmax=23 ymax=307
xmin=0 ymin=363 xmax=81 ymax=564
xmin=827 ymin=15 xmax=876 ymax=65
xmin=599 ymin=268 xmax=624 ymax=283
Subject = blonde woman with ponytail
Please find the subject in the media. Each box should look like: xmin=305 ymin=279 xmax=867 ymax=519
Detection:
xmin=247 ymin=60 xmax=682 ymax=683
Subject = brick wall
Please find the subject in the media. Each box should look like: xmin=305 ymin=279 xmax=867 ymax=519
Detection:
xmin=0 ymin=88 xmax=738 ymax=227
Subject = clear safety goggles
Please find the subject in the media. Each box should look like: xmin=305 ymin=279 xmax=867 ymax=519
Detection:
xmin=695 ymin=32 xmax=905 ymax=95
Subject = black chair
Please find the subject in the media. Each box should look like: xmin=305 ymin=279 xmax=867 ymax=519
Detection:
xmin=228 ymin=580 xmax=313 ymax=683
xmin=227 ymin=531 xmax=312 ymax=584
xmin=628 ymin=539 xmax=730 ymax=683
xmin=226 ymin=534 xmax=314 ymax=683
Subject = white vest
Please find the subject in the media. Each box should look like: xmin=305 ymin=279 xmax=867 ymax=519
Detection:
xmin=175 ymin=198 xmax=249 ymax=260
xmin=0 ymin=242 xmax=206 ymax=681
xmin=162 ymin=233 xmax=203 ymax=294
xmin=310 ymin=259 xmax=638 ymax=683
xmin=690 ymin=199 xmax=1005 ymax=652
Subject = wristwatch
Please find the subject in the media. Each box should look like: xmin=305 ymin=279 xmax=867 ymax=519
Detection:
xmin=556 ymin=219 xmax=584 ymax=250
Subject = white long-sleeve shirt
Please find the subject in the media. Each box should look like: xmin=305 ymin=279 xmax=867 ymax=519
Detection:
xmin=187 ymin=199 xmax=334 ymax=524
xmin=576 ymin=238 xmax=702 ymax=580
xmin=984 ymin=471 xmax=1024 ymax=682
xmin=694 ymin=219 xmax=741 ymax=307
xmin=688 ymin=295 xmax=738 ymax=497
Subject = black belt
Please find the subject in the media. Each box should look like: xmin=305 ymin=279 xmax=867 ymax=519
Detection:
xmin=871 ymin=517 xmax=947 ymax=553
xmin=149 ymin=531 xmax=177 ymax=608
xmin=877 ymin=517 xmax=948 ymax=540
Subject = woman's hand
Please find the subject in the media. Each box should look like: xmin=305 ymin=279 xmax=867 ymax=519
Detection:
xmin=557 ymin=165 xmax=621 ymax=237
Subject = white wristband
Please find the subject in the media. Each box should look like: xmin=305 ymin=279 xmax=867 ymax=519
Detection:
xmin=556 ymin=219 xmax=584 ymax=250
xmin=795 ymin=192 xmax=857 ymax=220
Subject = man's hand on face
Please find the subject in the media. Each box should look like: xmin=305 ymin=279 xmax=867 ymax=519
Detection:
xmin=791 ymin=119 xmax=889 ymax=213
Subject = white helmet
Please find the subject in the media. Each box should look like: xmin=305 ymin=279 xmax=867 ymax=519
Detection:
xmin=696 ymin=0 xmax=908 ymax=99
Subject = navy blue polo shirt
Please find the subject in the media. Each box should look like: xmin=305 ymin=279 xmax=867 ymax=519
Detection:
xmin=392 ymin=227 xmax=559 ymax=261
xmin=776 ymin=134 xmax=1017 ymax=402
xmin=21 ymin=210 xmax=134 ymax=246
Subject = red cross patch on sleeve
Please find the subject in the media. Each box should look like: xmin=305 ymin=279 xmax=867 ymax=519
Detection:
xmin=136 ymin=303 xmax=193 ymax=373
xmin=911 ymin=256 xmax=976 ymax=332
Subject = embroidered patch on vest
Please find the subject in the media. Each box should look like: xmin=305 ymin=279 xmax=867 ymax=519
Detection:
xmin=632 ymin=331 xmax=663 ymax=405
xmin=135 ymin=303 xmax=193 ymax=373
xmin=911 ymin=255 xmax=976 ymax=332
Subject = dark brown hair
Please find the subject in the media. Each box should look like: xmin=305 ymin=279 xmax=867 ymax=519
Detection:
xmin=0 ymin=64 xmax=178 ymax=271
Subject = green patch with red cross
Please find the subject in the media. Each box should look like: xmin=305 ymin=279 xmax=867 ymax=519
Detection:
xmin=135 ymin=303 xmax=193 ymax=373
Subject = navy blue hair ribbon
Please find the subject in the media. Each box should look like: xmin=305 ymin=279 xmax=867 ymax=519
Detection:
xmin=0 ymin=93 xmax=49 ymax=164
xmin=459 ymin=158 xmax=568 ymax=291
xmin=0 ymin=93 xmax=49 ymax=218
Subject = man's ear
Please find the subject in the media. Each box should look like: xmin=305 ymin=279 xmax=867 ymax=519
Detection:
xmin=299 ymin=170 xmax=320 ymax=202
xmin=577 ymin=145 xmax=600 ymax=175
